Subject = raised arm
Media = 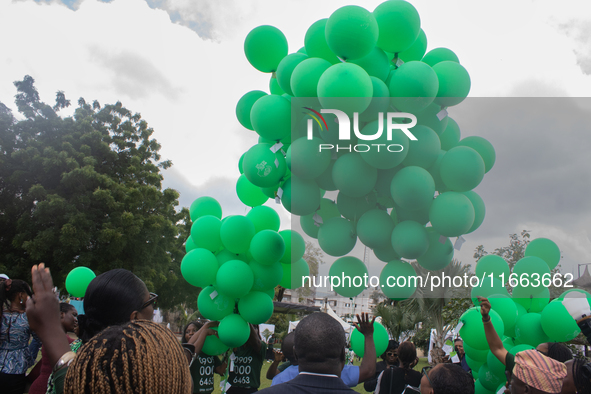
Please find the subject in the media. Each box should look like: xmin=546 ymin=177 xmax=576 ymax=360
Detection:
xmin=188 ymin=321 xmax=219 ymax=355
xmin=478 ymin=297 xmax=507 ymax=364
xmin=355 ymin=312 xmax=376 ymax=383
xmin=266 ymin=349 xmax=284 ymax=379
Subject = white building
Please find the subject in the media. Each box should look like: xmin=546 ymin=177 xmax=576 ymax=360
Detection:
xmin=282 ymin=287 xmax=378 ymax=320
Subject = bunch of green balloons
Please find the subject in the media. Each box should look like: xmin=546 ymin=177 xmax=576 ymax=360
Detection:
xmin=182 ymin=196 xmax=309 ymax=352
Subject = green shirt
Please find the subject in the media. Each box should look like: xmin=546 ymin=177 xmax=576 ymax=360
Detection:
xmin=278 ymin=360 xmax=291 ymax=372
xmin=190 ymin=352 xmax=222 ymax=393
xmin=228 ymin=342 xmax=267 ymax=389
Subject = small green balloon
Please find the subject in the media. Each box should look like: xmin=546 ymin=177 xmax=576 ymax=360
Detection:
xmin=479 ymin=363 xmax=504 ymax=392
xmin=460 ymin=307 xmax=505 ymax=350
xmin=220 ymin=216 xmax=256 ymax=254
xmin=304 ymin=19 xmax=340 ymax=64
xmin=392 ymin=202 xmax=431 ymax=226
xmin=513 ymin=286 xmax=550 ymax=312
xmin=238 ymin=291 xmax=274 ymax=325
xmin=236 ymin=174 xmax=268 ymax=207
xmin=433 ymin=61 xmax=471 ymax=107
xmin=190 ymin=196 xmax=222 ymax=221
xmin=426 ymin=150 xmax=446 ymax=192
xmin=336 ymin=192 xmax=377 ymax=222
xmin=325 ymin=5 xmax=378 ymax=61
xmin=462 ymin=191 xmax=486 ymax=233
xmin=416 ymin=228 xmax=454 ymax=271
xmin=281 ymin=176 xmax=321 ymax=216
xmin=65 ymin=267 xmax=96 ymax=298
xmin=465 ymin=355 xmax=484 ymax=373
xmin=244 ymin=25 xmax=288 ymax=73
xmin=250 ymin=260 xmax=283 ymax=291
xmin=250 ymin=94 xmax=291 ymax=141
xmin=421 ymin=47 xmax=459 ymax=67
xmin=300 ymin=214 xmax=319 ymax=239
xmin=357 ymin=209 xmax=395 ymax=249
xmin=514 ymin=313 xmax=550 ymax=347
xmin=475 ymin=255 xmax=510 ymax=282
xmin=333 ymin=153 xmax=378 ymax=198
xmin=216 ymin=249 xmax=247 ymax=267
xmin=198 ymin=286 xmax=235 ymax=321
xmin=439 ymin=117 xmax=461 ymax=151
xmin=318 ymin=217 xmax=357 ymax=257
xmin=415 ymin=102 xmax=449 ymax=135
xmin=191 ymin=215 xmax=223 ymax=253
xmin=440 ymin=146 xmax=485 ymax=192
xmin=291 ymin=57 xmax=332 ymax=98
xmin=541 ymin=300 xmax=581 ymax=342
xmin=202 ymin=327 xmax=230 ymax=356
xmin=316 ymin=198 xmax=340 ymax=223
xmin=373 ymin=0 xmax=421 ymax=53
xmin=288 ymin=137 xmax=331 ymax=180
xmin=243 ymin=143 xmax=287 ymax=188
xmin=358 ymin=77 xmax=391 ymax=123
xmin=216 ymin=260 xmax=254 ymax=298
xmin=358 ymin=119 xmax=409 ymax=169
xmin=185 ymin=236 xmax=197 ymax=253
xmin=389 ymin=61 xmax=439 ymax=113
xmin=391 ymin=166 xmax=435 ymax=212
xmin=402 ymin=125 xmax=441 ymax=169
xmin=236 ymin=91 xmax=267 ymax=131
xmin=487 ymin=349 xmax=507 ymax=378
xmin=276 ymin=53 xmax=308 ymax=96
xmin=315 ymin=160 xmax=337 ymax=191
xmin=379 ymin=259 xmax=418 ymax=300
xmin=391 ymin=220 xmax=429 ymax=259
xmin=457 ymin=136 xmax=496 ymax=174
xmin=250 ymin=230 xmax=285 ymax=266
xmin=350 ymin=47 xmax=391 ymax=81
xmin=246 ymin=206 xmax=280 ymax=233
xmin=524 ymin=238 xmax=561 ymax=270
xmin=181 ymin=248 xmax=218 ymax=288
xmin=218 ymin=314 xmax=251 ymax=348
xmin=269 ymin=76 xmax=285 ymax=95
xmin=279 ymin=230 xmax=306 ymax=264
xmin=350 ymin=322 xmax=389 ymax=357
xmin=398 ymin=29 xmax=427 ymax=63
xmin=317 ymin=63 xmax=374 ymax=115
xmin=373 ymin=243 xmax=401 ymax=263
xmin=464 ymin=341 xmax=489 ymax=362
xmin=429 ymin=192 xmax=475 ymax=237
xmin=328 ymin=256 xmax=367 ymax=297
xmin=280 ymin=258 xmax=310 ymax=290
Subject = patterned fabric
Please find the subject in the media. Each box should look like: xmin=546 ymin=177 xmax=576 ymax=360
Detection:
xmin=45 ymin=339 xmax=82 ymax=394
xmin=513 ymin=349 xmax=567 ymax=394
xmin=0 ymin=311 xmax=42 ymax=374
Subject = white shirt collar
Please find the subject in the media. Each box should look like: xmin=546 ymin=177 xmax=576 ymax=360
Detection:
xmin=299 ymin=372 xmax=339 ymax=378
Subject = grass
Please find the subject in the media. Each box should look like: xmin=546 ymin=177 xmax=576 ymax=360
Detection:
xmin=211 ymin=357 xmax=429 ymax=393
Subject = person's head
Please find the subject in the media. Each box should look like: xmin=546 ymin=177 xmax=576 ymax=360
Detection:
xmin=0 ymin=279 xmax=33 ymax=319
xmin=566 ymin=358 xmax=591 ymax=394
xmin=182 ymin=320 xmax=205 ymax=344
xmin=420 ymin=363 xmax=475 ymax=394
xmin=281 ymin=332 xmax=296 ymax=364
xmin=454 ymin=338 xmax=465 ymax=357
xmin=64 ymin=320 xmax=191 ymax=394
xmin=535 ymin=343 xmax=572 ymax=363
xmin=78 ymin=269 xmax=156 ymax=343
xmin=382 ymin=340 xmax=400 ymax=365
xmin=60 ymin=303 xmax=78 ymax=333
xmin=294 ymin=312 xmax=346 ymax=376
xmin=398 ymin=341 xmax=417 ymax=369
xmin=510 ymin=349 xmax=567 ymax=394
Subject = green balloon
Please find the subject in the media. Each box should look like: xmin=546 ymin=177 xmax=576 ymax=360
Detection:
xmin=471 ymin=280 xmax=510 ymax=306
xmin=391 ymin=220 xmax=429 ymax=259
xmin=236 ymin=174 xmax=268 ymax=207
xmin=515 ymin=313 xmax=550 ymax=347
xmin=460 ymin=307 xmax=504 ymax=350
xmin=426 ymin=150 xmax=446 ymax=192
xmin=202 ymin=327 xmax=230 ymax=356
xmin=243 ymin=143 xmax=287 ymax=188
xmin=325 ymin=5 xmax=378 ymax=61
xmin=190 ymin=196 xmax=222 ymax=221
xmin=65 ymin=267 xmax=96 ymax=298
xmin=250 ymin=94 xmax=291 ymax=141
xmin=524 ymin=238 xmax=561 ymax=270
xmin=513 ymin=286 xmax=550 ymax=312
xmin=332 ymin=153 xmax=378 ymax=198
xmin=391 ymin=166 xmax=435 ymax=212
xmin=336 ymin=192 xmax=377 ymax=222
xmin=318 ymin=217 xmax=357 ymax=257
xmin=290 ymin=57 xmax=332 ymax=98
xmin=198 ymin=286 xmax=235 ymax=321
xmin=236 ymin=91 xmax=267 ymax=131
xmin=280 ymin=258 xmax=310 ymax=290
xmin=244 ymin=25 xmax=288 ymax=73
xmin=462 ymin=191 xmax=485 ymax=233
xmin=479 ymin=363 xmax=503 ymax=391
xmin=185 ymin=236 xmax=197 ymax=253
xmin=216 ymin=249 xmax=247 ymax=267
xmin=464 ymin=341 xmax=489 ymax=363
xmin=357 ymin=209 xmax=395 ymax=249
xmin=281 ymin=176 xmax=321 ymax=216
xmin=317 ymin=63 xmax=374 ymax=115
xmin=398 ymin=29 xmax=427 ymax=62
xmin=315 ymin=160 xmax=337 ymax=191
xmin=300 ymin=214 xmax=319 ymax=239
xmin=392 ymin=202 xmax=431 ymax=226
xmin=474 ymin=380 xmax=494 ymax=394
xmin=379 ymin=259 xmax=417 ymax=300
xmin=246 ymin=206 xmax=280 ymax=233
xmin=279 ymin=230 xmax=306 ymax=264
xmin=465 ymin=355 xmax=484 ymax=373
xmin=373 ymin=0 xmax=421 ymax=53
xmin=541 ymin=300 xmax=581 ymax=342
xmin=402 ymin=125 xmax=441 ymax=169
xmin=422 ymin=47 xmax=459 ymax=67
xmin=220 ymin=216 xmax=256 ymax=254
xmin=350 ymin=322 xmax=389 ymax=357
xmin=440 ymin=146 xmax=485 ymax=192
xmin=433 ymin=61 xmax=471 ymax=107
xmin=373 ymin=243 xmax=401 ymax=263
xmin=350 ymin=47 xmax=390 ymax=81
xmin=316 ymin=198 xmax=340 ymax=223
xmin=358 ymin=77 xmax=391 ymax=123
xmin=250 ymin=260 xmax=283 ymax=291
xmin=287 ymin=137 xmax=331 ymax=180
xmin=269 ymin=76 xmax=285 ymax=95
xmin=191 ymin=215 xmax=223 ymax=253
xmin=457 ymin=136 xmax=496 ymax=174
xmin=476 ymin=255 xmax=510 ymax=282
xmin=276 ymin=53 xmax=308 ymax=96
xmin=250 ymin=230 xmax=285 ymax=266
xmin=216 ymin=260 xmax=254 ymax=298
xmin=238 ymin=291 xmax=274 ymax=325
xmin=218 ymin=314 xmax=250 ymax=348
xmin=416 ymin=227 xmax=454 ymax=270
xmin=429 ymin=192 xmax=475 ymax=237
xmin=389 ymin=61 xmax=439 ymax=113
xmin=439 ymin=117 xmax=461 ymax=151
xmin=513 ymin=255 xmax=551 ymax=279
xmin=328 ymin=256 xmax=367 ymax=298
xmin=181 ymin=248 xmax=218 ymax=288
xmin=415 ymin=102 xmax=449 ymax=135
xmin=304 ymin=19 xmax=340 ymax=64
xmin=358 ymin=120 xmax=409 ymax=169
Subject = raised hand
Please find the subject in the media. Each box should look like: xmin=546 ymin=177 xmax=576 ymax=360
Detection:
xmin=353 ymin=312 xmax=376 ymax=337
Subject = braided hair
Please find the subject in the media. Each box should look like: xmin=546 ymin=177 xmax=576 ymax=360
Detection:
xmin=0 ymin=279 xmax=32 ymax=322
xmin=572 ymin=357 xmax=591 ymax=394
xmin=64 ymin=320 xmax=191 ymax=394
xmin=546 ymin=342 xmax=573 ymax=363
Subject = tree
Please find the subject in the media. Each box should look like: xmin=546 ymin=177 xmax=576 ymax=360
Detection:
xmin=374 ymin=301 xmax=421 ymax=341
xmin=0 ymin=76 xmax=195 ymax=308
xmin=276 ymin=240 xmax=324 ymax=301
xmin=261 ymin=328 xmax=273 ymax=343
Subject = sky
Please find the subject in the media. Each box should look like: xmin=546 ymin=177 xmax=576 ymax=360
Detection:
xmin=1 ymin=0 xmax=590 ymax=285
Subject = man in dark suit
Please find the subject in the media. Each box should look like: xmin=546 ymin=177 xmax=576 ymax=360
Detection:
xmin=258 ymin=312 xmax=375 ymax=393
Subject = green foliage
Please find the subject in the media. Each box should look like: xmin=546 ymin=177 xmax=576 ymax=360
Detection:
xmin=374 ymin=301 xmax=420 ymax=340
xmin=266 ymin=313 xmax=289 ymax=338
xmin=0 ymin=76 xmax=195 ymax=308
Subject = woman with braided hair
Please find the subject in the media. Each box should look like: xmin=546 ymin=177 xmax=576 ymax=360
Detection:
xmin=375 ymin=341 xmax=422 ymax=394
xmin=64 ymin=320 xmax=191 ymax=394
xmin=561 ymin=357 xmax=591 ymax=394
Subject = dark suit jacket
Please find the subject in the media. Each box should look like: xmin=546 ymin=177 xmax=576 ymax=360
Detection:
xmin=258 ymin=373 xmax=356 ymax=393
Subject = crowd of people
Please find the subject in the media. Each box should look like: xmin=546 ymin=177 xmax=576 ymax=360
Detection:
xmin=1 ymin=270 xmax=590 ymax=394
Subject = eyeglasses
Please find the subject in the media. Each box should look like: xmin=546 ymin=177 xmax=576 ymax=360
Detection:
xmin=140 ymin=292 xmax=158 ymax=310
xmin=386 ymin=352 xmax=398 ymax=356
